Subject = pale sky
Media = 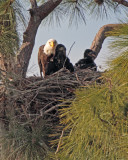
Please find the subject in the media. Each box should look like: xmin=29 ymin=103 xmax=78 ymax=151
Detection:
xmin=26 ymin=7 xmax=126 ymax=76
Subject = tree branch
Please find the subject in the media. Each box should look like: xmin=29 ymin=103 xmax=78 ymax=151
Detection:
xmin=90 ymin=24 xmax=122 ymax=58
xmin=113 ymin=0 xmax=128 ymax=7
xmin=29 ymin=0 xmax=37 ymax=8
xmin=90 ymin=0 xmax=128 ymax=57
xmin=15 ymin=0 xmax=62 ymax=78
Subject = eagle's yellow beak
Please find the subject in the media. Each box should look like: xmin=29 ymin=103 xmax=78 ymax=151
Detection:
xmin=49 ymin=41 xmax=54 ymax=48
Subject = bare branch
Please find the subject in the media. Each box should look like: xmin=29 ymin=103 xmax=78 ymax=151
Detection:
xmin=29 ymin=0 xmax=37 ymax=8
xmin=113 ymin=0 xmax=128 ymax=7
xmin=37 ymin=0 xmax=62 ymax=20
xmin=90 ymin=24 xmax=122 ymax=58
xmin=55 ymin=129 xmax=64 ymax=154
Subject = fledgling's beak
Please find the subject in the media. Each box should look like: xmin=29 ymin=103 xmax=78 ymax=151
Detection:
xmin=50 ymin=41 xmax=54 ymax=48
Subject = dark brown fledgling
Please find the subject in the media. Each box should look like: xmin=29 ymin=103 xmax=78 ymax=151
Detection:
xmin=75 ymin=49 xmax=97 ymax=70
xmin=54 ymin=44 xmax=74 ymax=73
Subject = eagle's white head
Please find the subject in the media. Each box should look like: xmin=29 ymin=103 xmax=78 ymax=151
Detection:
xmin=44 ymin=39 xmax=58 ymax=56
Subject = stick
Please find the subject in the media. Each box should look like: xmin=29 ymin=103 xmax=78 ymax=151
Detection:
xmin=67 ymin=41 xmax=75 ymax=57
xmin=63 ymin=41 xmax=75 ymax=67
xmin=55 ymin=129 xmax=64 ymax=154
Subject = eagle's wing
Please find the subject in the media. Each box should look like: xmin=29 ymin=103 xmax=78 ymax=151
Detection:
xmin=38 ymin=45 xmax=46 ymax=77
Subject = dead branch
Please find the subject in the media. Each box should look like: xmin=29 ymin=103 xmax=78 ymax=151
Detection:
xmin=90 ymin=24 xmax=123 ymax=58
xmin=55 ymin=129 xmax=64 ymax=154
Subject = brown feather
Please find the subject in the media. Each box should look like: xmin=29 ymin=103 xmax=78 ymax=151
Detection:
xmin=38 ymin=45 xmax=53 ymax=78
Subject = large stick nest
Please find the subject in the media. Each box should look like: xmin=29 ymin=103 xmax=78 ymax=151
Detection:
xmin=0 ymin=68 xmax=101 ymax=126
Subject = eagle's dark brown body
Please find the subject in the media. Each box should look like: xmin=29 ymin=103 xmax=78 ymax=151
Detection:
xmin=38 ymin=39 xmax=58 ymax=78
xmin=38 ymin=45 xmax=54 ymax=78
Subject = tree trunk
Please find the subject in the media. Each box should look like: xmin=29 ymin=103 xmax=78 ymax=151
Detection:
xmin=90 ymin=24 xmax=123 ymax=58
xmin=15 ymin=0 xmax=62 ymax=78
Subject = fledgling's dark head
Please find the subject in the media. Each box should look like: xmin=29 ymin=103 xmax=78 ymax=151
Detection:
xmin=55 ymin=44 xmax=66 ymax=57
xmin=84 ymin=49 xmax=96 ymax=60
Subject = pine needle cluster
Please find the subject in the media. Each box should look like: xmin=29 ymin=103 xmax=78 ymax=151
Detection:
xmin=0 ymin=118 xmax=52 ymax=160
xmin=0 ymin=0 xmax=19 ymax=56
xmin=54 ymin=26 xmax=128 ymax=160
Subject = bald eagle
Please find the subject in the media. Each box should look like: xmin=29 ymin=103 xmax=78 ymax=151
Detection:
xmin=75 ymin=49 xmax=97 ymax=70
xmin=38 ymin=39 xmax=58 ymax=78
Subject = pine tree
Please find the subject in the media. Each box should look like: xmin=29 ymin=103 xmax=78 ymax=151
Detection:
xmin=0 ymin=0 xmax=26 ymax=78
xmin=54 ymin=24 xmax=128 ymax=159
xmin=0 ymin=0 xmax=18 ymax=77
xmin=0 ymin=1 xmax=128 ymax=160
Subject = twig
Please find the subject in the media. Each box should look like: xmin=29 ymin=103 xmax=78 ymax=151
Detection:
xmin=67 ymin=41 xmax=75 ymax=57
xmin=63 ymin=41 xmax=75 ymax=68
xmin=21 ymin=105 xmax=34 ymax=130
xmin=75 ymin=73 xmax=80 ymax=83
xmin=21 ymin=105 xmax=30 ymax=121
xmin=43 ymin=102 xmax=66 ymax=115
xmin=55 ymin=129 xmax=64 ymax=154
